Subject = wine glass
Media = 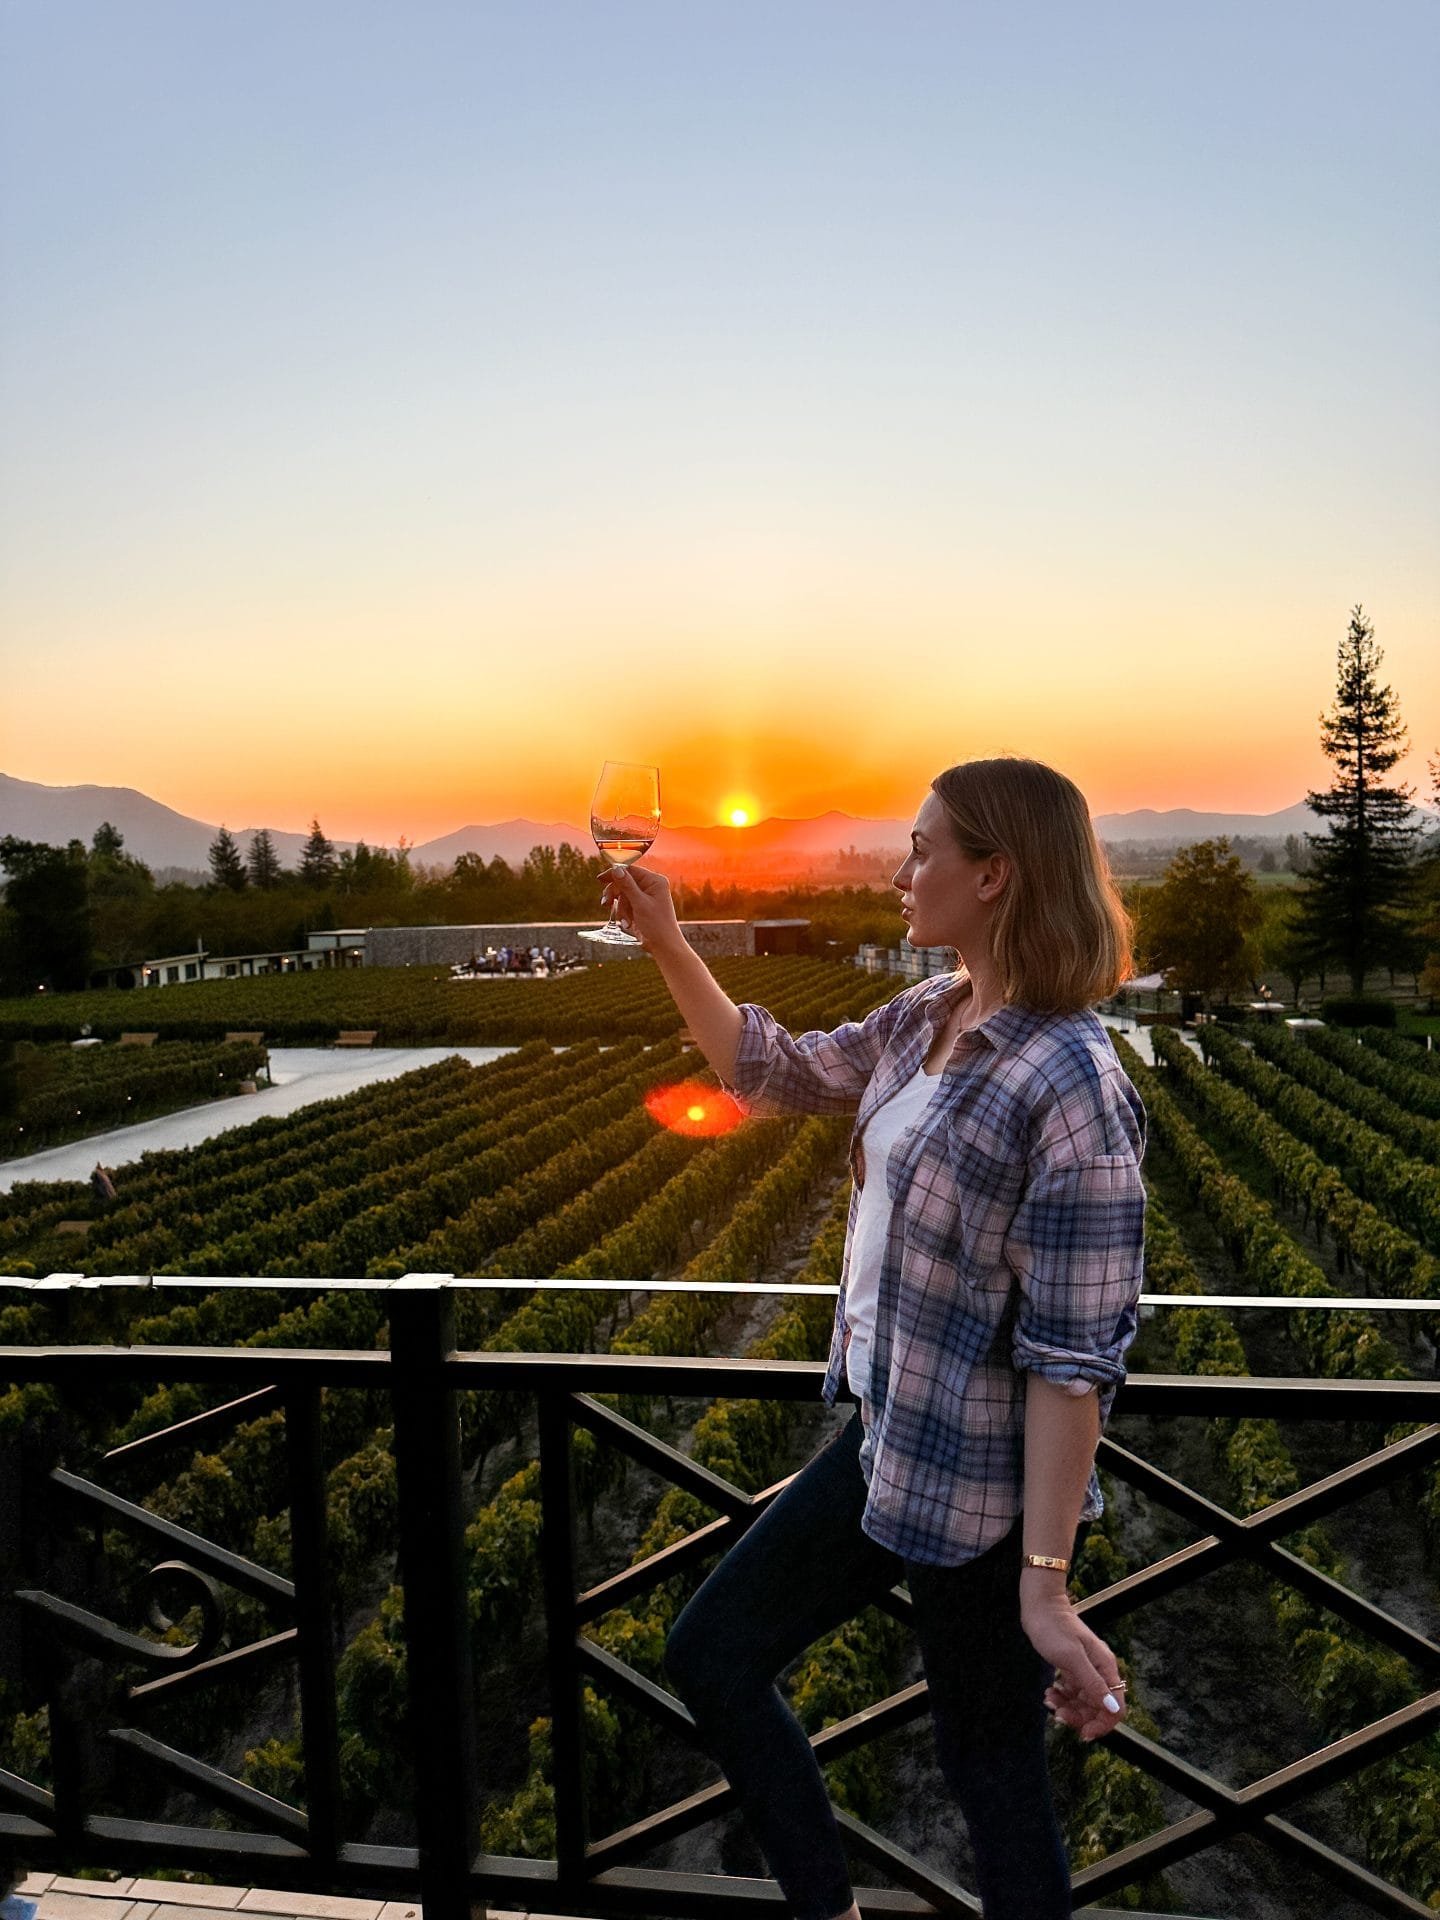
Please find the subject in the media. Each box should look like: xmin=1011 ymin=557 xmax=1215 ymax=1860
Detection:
xmin=579 ymin=761 xmax=661 ymax=946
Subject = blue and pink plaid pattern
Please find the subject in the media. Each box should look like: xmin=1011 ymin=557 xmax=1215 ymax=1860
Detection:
xmin=727 ymin=972 xmax=1147 ymax=1565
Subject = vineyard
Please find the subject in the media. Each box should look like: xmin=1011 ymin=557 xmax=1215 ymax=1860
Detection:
xmin=0 ymin=956 xmax=898 ymax=1047
xmin=1 ymin=977 xmax=1438 ymax=1914
xmin=3 ymin=1038 xmax=271 ymax=1156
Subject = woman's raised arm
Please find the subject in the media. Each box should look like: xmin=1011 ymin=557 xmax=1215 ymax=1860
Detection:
xmin=602 ymin=863 xmax=743 ymax=1083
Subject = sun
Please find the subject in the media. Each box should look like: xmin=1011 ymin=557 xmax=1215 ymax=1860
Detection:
xmin=729 ymin=808 xmax=749 ymax=828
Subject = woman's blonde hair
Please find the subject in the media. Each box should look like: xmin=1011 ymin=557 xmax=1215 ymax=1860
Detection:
xmin=930 ymin=757 xmax=1133 ymax=1013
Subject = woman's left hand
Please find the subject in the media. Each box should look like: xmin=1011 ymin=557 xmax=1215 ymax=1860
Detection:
xmin=1020 ymin=1591 xmax=1127 ymax=1742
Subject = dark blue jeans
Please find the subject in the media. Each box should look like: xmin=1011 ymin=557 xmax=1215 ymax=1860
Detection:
xmin=665 ymin=1411 xmax=1072 ymax=1920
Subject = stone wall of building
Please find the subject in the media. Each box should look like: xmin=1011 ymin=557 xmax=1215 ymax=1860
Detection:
xmin=365 ymin=920 xmax=754 ymax=967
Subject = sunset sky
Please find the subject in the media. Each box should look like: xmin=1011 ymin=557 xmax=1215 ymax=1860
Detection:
xmin=2 ymin=2 xmax=1437 ymax=843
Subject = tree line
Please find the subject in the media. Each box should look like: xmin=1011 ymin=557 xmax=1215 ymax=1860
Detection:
xmin=0 ymin=820 xmax=911 ymax=995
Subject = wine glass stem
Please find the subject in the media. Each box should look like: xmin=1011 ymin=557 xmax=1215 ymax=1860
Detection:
xmin=603 ymin=866 xmax=625 ymax=932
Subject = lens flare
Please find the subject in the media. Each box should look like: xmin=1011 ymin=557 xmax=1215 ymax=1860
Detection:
xmin=644 ymin=1080 xmax=746 ymax=1136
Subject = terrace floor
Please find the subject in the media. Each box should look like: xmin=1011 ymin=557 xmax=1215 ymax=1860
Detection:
xmin=15 ymin=1878 xmax=425 ymax=1920
xmin=14 ymin=1876 xmax=1189 ymax=1920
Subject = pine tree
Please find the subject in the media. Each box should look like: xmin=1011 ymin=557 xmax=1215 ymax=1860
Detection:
xmin=1298 ymin=606 xmax=1419 ymax=994
xmin=209 ymin=825 xmax=249 ymax=893
xmin=299 ymin=818 xmax=337 ymax=885
xmin=247 ymin=828 xmax=283 ymax=890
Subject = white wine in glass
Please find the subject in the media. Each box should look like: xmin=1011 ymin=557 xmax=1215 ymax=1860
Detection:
xmin=579 ymin=761 xmax=661 ymax=946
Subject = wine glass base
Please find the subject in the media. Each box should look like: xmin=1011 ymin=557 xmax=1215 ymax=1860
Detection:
xmin=578 ymin=924 xmax=645 ymax=946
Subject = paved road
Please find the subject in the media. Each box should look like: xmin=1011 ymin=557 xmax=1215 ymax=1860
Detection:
xmin=0 ymin=1047 xmax=518 ymax=1192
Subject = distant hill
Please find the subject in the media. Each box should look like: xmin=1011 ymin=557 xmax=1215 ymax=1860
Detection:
xmin=13 ymin=772 xmax=1437 ymax=884
xmin=0 ymin=773 xmax=336 ymax=873
xmin=1092 ymin=801 xmax=1326 ymax=844
xmin=412 ymin=818 xmax=594 ymax=867
xmin=412 ymin=809 xmax=916 ymax=872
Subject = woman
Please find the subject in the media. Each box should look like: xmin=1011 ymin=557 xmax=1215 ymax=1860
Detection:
xmin=601 ymin=757 xmax=1145 ymax=1920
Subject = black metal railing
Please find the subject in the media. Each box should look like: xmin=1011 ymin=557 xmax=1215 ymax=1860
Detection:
xmin=2 ymin=1282 xmax=1439 ymax=1919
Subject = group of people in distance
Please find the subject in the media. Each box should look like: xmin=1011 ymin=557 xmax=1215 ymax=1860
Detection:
xmin=450 ymin=944 xmax=578 ymax=978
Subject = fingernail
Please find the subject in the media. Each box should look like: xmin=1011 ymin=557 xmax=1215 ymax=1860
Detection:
xmin=1103 ymin=1692 xmax=1121 ymax=1714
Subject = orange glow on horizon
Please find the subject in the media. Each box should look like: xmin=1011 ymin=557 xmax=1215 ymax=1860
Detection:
xmin=8 ymin=630 xmax=1438 ymax=842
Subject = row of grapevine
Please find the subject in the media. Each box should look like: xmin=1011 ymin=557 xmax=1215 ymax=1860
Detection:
xmin=82 ymin=1049 xmax=561 ymax=1265
xmin=1126 ymin=1147 xmax=1440 ymax=1903
xmin=1357 ymin=1026 xmax=1440 ymax=1081
xmin=180 ymin=1047 xmax=672 ymax=1280
xmin=1112 ymin=1034 xmax=1409 ymax=1383
xmin=5 ymin=1040 xmax=270 ymax=1151
xmin=0 ymin=1053 xmax=497 ymax=1274
xmin=1296 ymin=1024 xmax=1440 ymax=1121
xmin=6 ymin=1044 xmax=681 ymax=1288
xmin=0 ymin=956 xmax=897 ymax=1048
xmin=368 ymin=1107 xmax=695 ymax=1279
xmin=97 ymin=1087 xmax=830 ymax=1702
xmin=1147 ymin=1025 xmax=1440 ymax=1301
xmin=244 ymin=1129 xmax=856 ymax=1831
xmin=1245 ymin=1022 xmax=1440 ymax=1163
xmin=1196 ymin=1025 xmax=1440 ymax=1253
xmin=463 ymin=1116 xmax=819 ymax=1459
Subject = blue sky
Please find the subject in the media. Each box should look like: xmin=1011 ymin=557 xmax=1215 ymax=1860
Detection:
xmin=2 ymin=1 xmax=1436 ymax=838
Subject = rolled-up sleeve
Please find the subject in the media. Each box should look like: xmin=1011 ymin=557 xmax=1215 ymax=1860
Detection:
xmin=725 ymin=990 xmax=910 ymax=1118
xmin=1005 ymin=1152 xmax=1146 ymax=1407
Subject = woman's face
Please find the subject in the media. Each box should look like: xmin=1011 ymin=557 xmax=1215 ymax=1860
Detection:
xmin=891 ymin=790 xmax=1006 ymax=956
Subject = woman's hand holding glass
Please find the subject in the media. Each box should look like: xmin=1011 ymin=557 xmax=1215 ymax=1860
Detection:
xmin=600 ymin=863 xmax=685 ymax=955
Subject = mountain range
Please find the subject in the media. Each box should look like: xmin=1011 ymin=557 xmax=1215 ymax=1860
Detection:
xmin=0 ymin=771 xmax=1358 ymax=880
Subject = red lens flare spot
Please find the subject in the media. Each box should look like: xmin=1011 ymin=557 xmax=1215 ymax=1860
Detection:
xmin=644 ymin=1080 xmax=746 ymax=1137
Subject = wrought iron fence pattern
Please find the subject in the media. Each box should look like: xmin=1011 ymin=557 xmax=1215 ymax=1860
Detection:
xmin=2 ymin=1286 xmax=1439 ymax=1919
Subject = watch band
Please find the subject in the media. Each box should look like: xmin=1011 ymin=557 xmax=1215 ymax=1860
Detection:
xmin=1022 ymin=1552 xmax=1070 ymax=1572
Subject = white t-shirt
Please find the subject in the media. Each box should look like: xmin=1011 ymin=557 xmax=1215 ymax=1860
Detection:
xmin=844 ymin=1052 xmax=1098 ymax=1410
xmin=844 ymin=1059 xmax=939 ymax=1401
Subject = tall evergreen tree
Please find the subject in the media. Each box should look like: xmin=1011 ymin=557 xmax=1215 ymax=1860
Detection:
xmin=299 ymin=818 xmax=337 ymax=885
xmin=208 ymin=825 xmax=249 ymax=893
xmin=246 ymin=828 xmax=283 ymax=890
xmin=1299 ymin=607 xmax=1419 ymax=994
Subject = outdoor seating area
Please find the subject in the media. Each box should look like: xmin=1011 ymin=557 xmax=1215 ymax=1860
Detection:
xmin=448 ymin=945 xmax=582 ymax=979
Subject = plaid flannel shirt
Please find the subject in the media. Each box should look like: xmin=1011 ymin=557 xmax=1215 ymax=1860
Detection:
xmin=726 ymin=972 xmax=1146 ymax=1565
